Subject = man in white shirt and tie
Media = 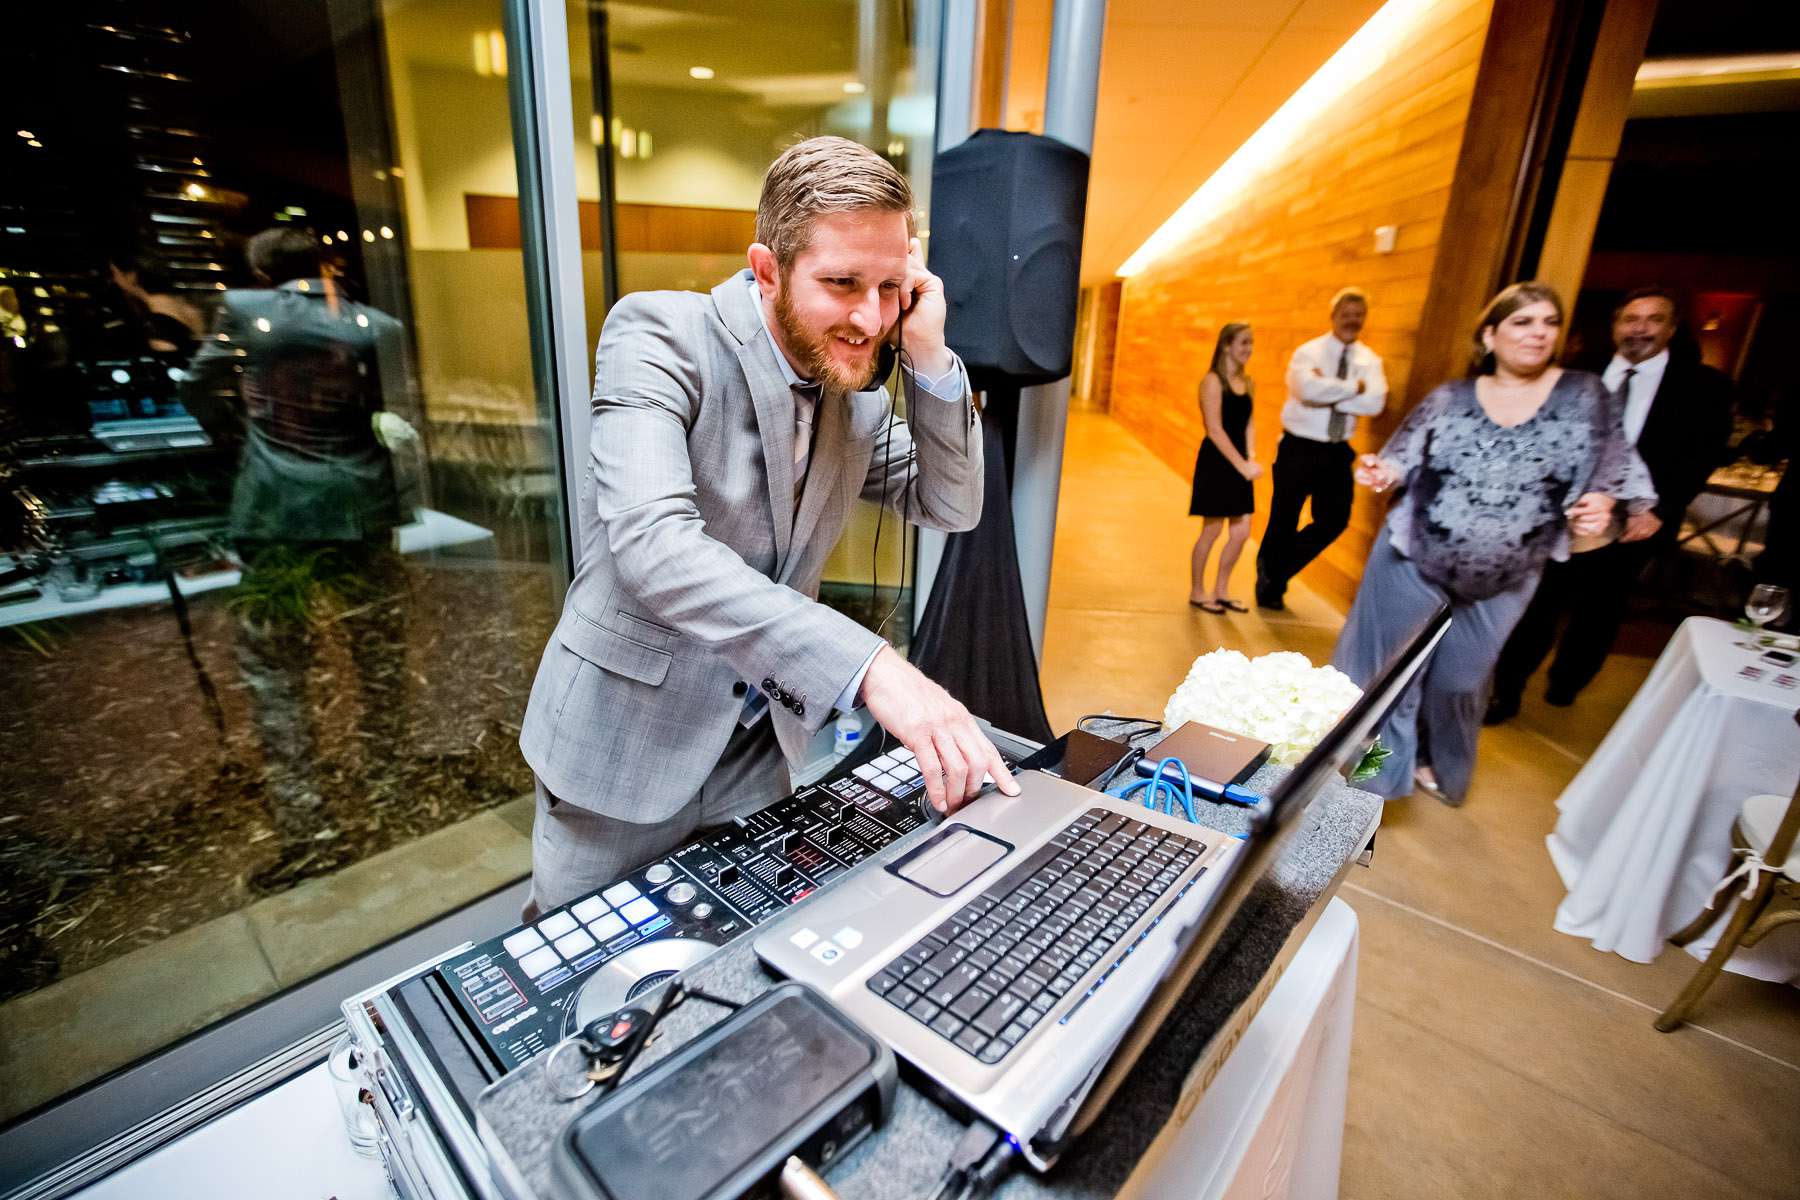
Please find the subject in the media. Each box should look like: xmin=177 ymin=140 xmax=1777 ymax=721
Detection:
xmin=1255 ymin=288 xmax=1388 ymax=610
xmin=1487 ymin=286 xmax=1733 ymax=721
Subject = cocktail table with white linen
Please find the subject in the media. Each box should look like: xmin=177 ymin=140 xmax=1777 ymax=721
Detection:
xmin=1548 ymin=616 xmax=1800 ymax=984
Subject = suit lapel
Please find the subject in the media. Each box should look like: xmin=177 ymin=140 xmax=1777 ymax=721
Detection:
xmin=713 ymin=272 xmax=794 ymax=563
xmin=1637 ymin=363 xmax=1682 ymax=464
xmin=784 ymin=385 xmax=851 ymax=585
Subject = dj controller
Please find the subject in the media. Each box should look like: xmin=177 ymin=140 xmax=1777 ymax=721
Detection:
xmin=343 ymin=737 xmax=1029 ymax=1200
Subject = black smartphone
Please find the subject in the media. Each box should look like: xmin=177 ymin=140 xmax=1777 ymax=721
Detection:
xmin=1016 ymin=728 xmax=1137 ymax=789
xmin=1761 ymin=648 xmax=1796 ymax=666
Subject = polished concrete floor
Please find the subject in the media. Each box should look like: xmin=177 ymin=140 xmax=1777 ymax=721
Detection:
xmin=1040 ymin=412 xmax=1800 ymax=1200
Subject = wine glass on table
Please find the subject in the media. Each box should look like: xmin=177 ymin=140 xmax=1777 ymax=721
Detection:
xmin=1740 ymin=584 xmax=1791 ymax=649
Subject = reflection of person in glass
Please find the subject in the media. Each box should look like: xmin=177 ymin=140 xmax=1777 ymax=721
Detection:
xmin=183 ymin=226 xmax=418 ymax=879
xmin=108 ymin=254 xmax=206 ymax=357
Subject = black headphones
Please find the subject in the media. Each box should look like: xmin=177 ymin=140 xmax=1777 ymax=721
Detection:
xmin=875 ymin=303 xmax=902 ymax=384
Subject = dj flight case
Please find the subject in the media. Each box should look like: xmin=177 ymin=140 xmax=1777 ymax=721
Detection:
xmin=342 ymin=731 xmax=1035 ymax=1200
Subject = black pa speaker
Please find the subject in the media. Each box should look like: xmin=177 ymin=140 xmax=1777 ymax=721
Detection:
xmin=929 ymin=129 xmax=1089 ymax=385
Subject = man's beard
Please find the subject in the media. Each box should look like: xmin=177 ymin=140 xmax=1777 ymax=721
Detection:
xmin=774 ymin=286 xmax=886 ymax=394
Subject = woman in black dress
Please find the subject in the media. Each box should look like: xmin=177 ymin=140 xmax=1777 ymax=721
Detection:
xmin=1189 ymin=322 xmax=1260 ymax=612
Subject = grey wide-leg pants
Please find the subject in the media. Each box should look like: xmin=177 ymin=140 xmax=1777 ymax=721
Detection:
xmin=523 ymin=716 xmax=788 ymax=920
xmin=1331 ymin=532 xmax=1537 ymax=802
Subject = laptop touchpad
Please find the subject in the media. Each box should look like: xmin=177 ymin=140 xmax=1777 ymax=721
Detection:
xmin=889 ymin=825 xmax=1011 ymax=897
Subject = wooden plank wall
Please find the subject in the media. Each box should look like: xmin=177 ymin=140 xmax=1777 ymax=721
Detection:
xmin=465 ymin=195 xmax=756 ymax=254
xmin=1107 ymin=0 xmax=1494 ymax=611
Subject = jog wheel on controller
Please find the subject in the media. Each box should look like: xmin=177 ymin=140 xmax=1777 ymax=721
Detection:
xmin=565 ymin=937 xmax=720 ymax=1036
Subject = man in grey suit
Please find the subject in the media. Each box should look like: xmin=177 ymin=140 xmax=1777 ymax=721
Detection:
xmin=519 ymin=137 xmax=1019 ymax=915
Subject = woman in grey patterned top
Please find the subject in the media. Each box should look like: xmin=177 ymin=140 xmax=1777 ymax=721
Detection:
xmin=1331 ymin=282 xmax=1655 ymax=805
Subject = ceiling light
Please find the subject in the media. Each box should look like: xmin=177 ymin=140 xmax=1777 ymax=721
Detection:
xmin=1636 ymin=53 xmax=1800 ymax=83
xmin=473 ymin=30 xmax=507 ymax=77
xmin=1119 ymin=0 xmax=1440 ymax=278
xmin=379 ymin=225 xmax=394 ymax=239
xmin=17 ymin=130 xmax=35 ymax=139
xmin=843 ymin=81 xmax=866 ymax=95
xmin=689 ymin=66 xmax=715 ymax=80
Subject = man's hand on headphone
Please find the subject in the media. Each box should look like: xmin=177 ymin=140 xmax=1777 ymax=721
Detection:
xmin=898 ymin=237 xmax=953 ymax=380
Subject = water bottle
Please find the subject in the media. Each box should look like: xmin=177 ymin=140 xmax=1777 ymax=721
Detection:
xmin=833 ymin=714 xmax=863 ymax=760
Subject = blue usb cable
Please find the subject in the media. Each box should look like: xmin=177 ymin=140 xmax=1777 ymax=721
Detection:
xmin=1109 ymin=756 xmax=1199 ymax=824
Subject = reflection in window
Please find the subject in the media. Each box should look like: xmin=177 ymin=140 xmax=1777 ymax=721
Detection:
xmin=1 ymin=1 xmax=562 ymax=1121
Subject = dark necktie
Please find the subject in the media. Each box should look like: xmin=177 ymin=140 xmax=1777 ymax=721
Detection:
xmin=1616 ymin=367 xmax=1636 ymax=399
xmin=1328 ymin=345 xmax=1351 ymax=442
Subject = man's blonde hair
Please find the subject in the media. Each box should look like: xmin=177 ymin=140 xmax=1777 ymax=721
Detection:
xmin=756 ymin=136 xmax=915 ymax=272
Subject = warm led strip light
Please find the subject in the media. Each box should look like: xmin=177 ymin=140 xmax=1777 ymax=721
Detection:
xmin=1118 ymin=0 xmax=1443 ymax=279
xmin=1634 ymin=53 xmax=1800 ymax=88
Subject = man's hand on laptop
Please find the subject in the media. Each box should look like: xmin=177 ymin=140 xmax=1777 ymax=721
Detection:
xmin=861 ymin=645 xmax=1020 ymax=814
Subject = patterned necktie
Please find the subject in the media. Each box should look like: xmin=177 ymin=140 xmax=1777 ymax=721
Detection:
xmin=1328 ymin=345 xmax=1351 ymax=442
xmin=792 ymin=380 xmax=821 ymax=503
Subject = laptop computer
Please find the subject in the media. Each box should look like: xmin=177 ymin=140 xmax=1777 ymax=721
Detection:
xmin=755 ymin=604 xmax=1449 ymax=1161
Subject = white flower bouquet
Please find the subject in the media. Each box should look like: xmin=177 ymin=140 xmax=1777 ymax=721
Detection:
xmin=1162 ymin=649 xmax=1387 ymax=781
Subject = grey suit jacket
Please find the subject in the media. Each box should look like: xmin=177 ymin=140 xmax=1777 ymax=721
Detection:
xmin=519 ymin=270 xmax=984 ymax=821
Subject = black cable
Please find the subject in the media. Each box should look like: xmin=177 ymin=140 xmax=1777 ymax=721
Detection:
xmin=681 ymin=986 xmax=742 ymax=1012
xmin=147 ymin=534 xmax=226 ymax=741
xmin=598 ymin=982 xmax=743 ymax=1097
xmin=1076 ymin=713 xmax=1162 ymax=735
xmin=927 ymin=1121 xmax=1007 ymax=1200
xmin=599 ymin=976 xmax=688 ymax=1094
xmin=957 ymin=1128 xmax=1018 ymax=1200
xmin=868 ymin=303 xmax=903 ymax=612
xmin=1092 ymin=745 xmax=1146 ymax=793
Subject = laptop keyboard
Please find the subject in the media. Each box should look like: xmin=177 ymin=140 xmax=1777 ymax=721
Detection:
xmin=864 ymin=808 xmax=1205 ymax=1066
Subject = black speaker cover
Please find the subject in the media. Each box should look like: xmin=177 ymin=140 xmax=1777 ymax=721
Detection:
xmin=929 ymin=129 xmax=1090 ymax=385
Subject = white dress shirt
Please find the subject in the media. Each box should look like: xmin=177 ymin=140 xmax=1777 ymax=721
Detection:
xmin=1280 ymin=333 xmax=1388 ymax=442
xmin=1602 ymin=348 xmax=1668 ymax=446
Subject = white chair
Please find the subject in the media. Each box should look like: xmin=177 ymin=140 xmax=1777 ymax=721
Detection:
xmin=1655 ymin=780 xmax=1800 ymax=1032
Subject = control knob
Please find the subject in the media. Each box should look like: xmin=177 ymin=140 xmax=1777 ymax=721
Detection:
xmin=645 ymin=863 xmax=674 ymax=885
xmin=666 ymin=882 xmax=698 ymax=906
xmin=692 ymin=902 xmax=714 ymax=919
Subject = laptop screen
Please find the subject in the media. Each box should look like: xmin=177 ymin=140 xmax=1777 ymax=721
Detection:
xmin=1046 ymin=601 xmax=1452 ymax=1148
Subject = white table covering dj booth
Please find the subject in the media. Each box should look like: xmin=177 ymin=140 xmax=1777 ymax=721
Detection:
xmin=70 ymin=901 xmax=1363 ymax=1200
xmin=1549 ymin=617 xmax=1800 ymax=983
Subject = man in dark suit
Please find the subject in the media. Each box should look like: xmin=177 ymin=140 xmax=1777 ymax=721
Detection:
xmin=1487 ymin=286 xmax=1734 ymax=721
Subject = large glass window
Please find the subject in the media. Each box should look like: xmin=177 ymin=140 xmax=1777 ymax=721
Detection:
xmin=1 ymin=0 xmax=564 ymax=1121
xmin=563 ymin=0 xmax=940 ymax=647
